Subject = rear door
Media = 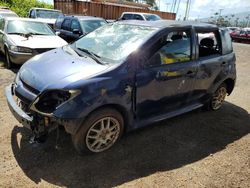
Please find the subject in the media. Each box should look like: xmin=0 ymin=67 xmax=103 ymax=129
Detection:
xmin=136 ymin=28 xmax=198 ymax=119
xmin=59 ymin=18 xmax=72 ymax=42
xmin=193 ymin=28 xmax=231 ymax=103
xmin=0 ymin=17 xmax=5 ymax=53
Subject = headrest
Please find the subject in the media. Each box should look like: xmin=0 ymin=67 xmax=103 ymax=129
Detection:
xmin=171 ymin=34 xmax=182 ymax=41
xmin=200 ymin=38 xmax=214 ymax=48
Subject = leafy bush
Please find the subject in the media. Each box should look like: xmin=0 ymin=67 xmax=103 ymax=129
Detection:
xmin=0 ymin=0 xmax=53 ymax=17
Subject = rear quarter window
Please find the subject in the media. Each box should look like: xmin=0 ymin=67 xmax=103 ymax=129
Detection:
xmin=55 ymin=14 xmax=65 ymax=29
xmin=61 ymin=18 xmax=71 ymax=31
xmin=122 ymin=14 xmax=133 ymax=20
xmin=220 ymin=29 xmax=233 ymax=55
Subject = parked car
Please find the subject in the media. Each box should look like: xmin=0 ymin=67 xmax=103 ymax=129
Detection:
xmin=28 ymin=8 xmax=63 ymax=29
xmin=5 ymin=20 xmax=236 ymax=154
xmin=119 ymin=12 xmax=161 ymax=21
xmin=0 ymin=8 xmax=18 ymax=18
xmin=230 ymin=28 xmax=250 ymax=43
xmin=0 ymin=17 xmax=67 ymax=68
xmin=55 ymin=15 xmax=107 ymax=43
xmin=227 ymin=27 xmax=240 ymax=34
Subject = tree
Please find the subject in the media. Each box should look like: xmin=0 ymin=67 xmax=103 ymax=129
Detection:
xmin=127 ymin=0 xmax=158 ymax=10
xmin=0 ymin=0 xmax=53 ymax=17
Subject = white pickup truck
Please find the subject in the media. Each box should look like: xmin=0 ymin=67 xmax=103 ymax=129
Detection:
xmin=28 ymin=8 xmax=63 ymax=29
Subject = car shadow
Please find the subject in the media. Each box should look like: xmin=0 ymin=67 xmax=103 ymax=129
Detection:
xmin=11 ymin=102 xmax=250 ymax=188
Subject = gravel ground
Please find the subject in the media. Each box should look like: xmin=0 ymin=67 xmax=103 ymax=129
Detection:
xmin=0 ymin=43 xmax=249 ymax=188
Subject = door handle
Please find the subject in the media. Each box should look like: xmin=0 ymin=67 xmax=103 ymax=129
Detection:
xmin=221 ymin=62 xmax=228 ymax=66
xmin=156 ymin=71 xmax=169 ymax=81
xmin=186 ymin=70 xmax=195 ymax=77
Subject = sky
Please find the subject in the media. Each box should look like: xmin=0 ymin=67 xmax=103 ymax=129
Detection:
xmin=159 ymin=0 xmax=250 ymax=20
xmin=42 ymin=0 xmax=250 ymax=20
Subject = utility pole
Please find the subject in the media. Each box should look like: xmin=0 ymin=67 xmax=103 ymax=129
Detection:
xmin=219 ymin=9 xmax=223 ymax=17
xmin=247 ymin=14 xmax=250 ymax=27
xmin=165 ymin=3 xmax=171 ymax=12
xmin=158 ymin=0 xmax=161 ymax=10
xmin=176 ymin=0 xmax=181 ymax=14
xmin=184 ymin=0 xmax=190 ymax=20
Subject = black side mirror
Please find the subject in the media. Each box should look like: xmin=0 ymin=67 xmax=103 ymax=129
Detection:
xmin=73 ymin=29 xmax=81 ymax=35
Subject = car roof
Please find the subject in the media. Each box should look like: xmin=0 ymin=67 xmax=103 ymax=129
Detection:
xmin=117 ymin=20 xmax=218 ymax=29
xmin=0 ymin=9 xmax=15 ymax=13
xmin=4 ymin=17 xmax=49 ymax=23
xmin=30 ymin=7 xmax=61 ymax=12
xmin=122 ymin=12 xmax=157 ymax=15
xmin=64 ymin=15 xmax=105 ymax=20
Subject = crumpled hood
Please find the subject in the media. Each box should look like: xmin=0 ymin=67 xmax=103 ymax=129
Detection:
xmin=8 ymin=35 xmax=67 ymax=49
xmin=18 ymin=47 xmax=109 ymax=91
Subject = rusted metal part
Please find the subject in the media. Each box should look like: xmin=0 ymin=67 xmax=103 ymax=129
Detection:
xmin=54 ymin=0 xmax=176 ymax=20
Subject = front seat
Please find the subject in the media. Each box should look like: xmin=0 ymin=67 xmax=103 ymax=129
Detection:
xmin=199 ymin=37 xmax=215 ymax=57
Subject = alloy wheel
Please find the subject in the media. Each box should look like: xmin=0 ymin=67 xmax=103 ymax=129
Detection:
xmin=85 ymin=117 xmax=121 ymax=152
xmin=211 ymin=86 xmax=227 ymax=110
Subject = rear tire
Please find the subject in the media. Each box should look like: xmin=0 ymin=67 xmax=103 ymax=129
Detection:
xmin=72 ymin=108 xmax=124 ymax=154
xmin=5 ymin=48 xmax=13 ymax=69
xmin=206 ymin=83 xmax=228 ymax=111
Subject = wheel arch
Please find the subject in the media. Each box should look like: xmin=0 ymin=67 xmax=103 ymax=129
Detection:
xmin=223 ymin=78 xmax=235 ymax=95
xmin=90 ymin=103 xmax=131 ymax=131
xmin=3 ymin=44 xmax=8 ymax=54
xmin=71 ymin=103 xmax=132 ymax=136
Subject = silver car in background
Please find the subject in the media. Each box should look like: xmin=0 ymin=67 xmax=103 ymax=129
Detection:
xmin=0 ymin=17 xmax=67 ymax=68
xmin=28 ymin=8 xmax=63 ymax=29
xmin=0 ymin=8 xmax=18 ymax=18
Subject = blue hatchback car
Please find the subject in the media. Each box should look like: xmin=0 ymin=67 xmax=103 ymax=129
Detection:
xmin=5 ymin=20 xmax=236 ymax=154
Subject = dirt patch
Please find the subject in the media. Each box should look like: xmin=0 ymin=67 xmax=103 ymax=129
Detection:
xmin=0 ymin=43 xmax=249 ymax=188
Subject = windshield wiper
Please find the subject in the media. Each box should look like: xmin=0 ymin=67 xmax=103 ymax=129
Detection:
xmin=26 ymin=32 xmax=47 ymax=36
xmin=76 ymin=47 xmax=104 ymax=65
xmin=8 ymin=32 xmax=46 ymax=37
xmin=8 ymin=32 xmax=24 ymax=35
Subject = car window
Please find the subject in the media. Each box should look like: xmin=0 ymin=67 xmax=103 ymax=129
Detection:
xmin=148 ymin=30 xmax=191 ymax=66
xmin=71 ymin=19 xmax=81 ymax=31
xmin=55 ymin=14 xmax=64 ymax=29
xmin=197 ymin=30 xmax=222 ymax=58
xmin=30 ymin=9 xmax=35 ymax=18
xmin=133 ymin=14 xmax=144 ymax=20
xmin=143 ymin=14 xmax=161 ymax=21
xmin=36 ymin=9 xmax=63 ymax=19
xmin=7 ymin=20 xmax=55 ymax=35
xmin=220 ymin=29 xmax=233 ymax=55
xmin=61 ymin=19 xmax=71 ymax=31
xmin=79 ymin=19 xmax=107 ymax=33
xmin=122 ymin=14 xmax=133 ymax=20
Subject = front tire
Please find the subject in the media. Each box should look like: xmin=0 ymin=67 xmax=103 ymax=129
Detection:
xmin=72 ymin=108 xmax=124 ymax=154
xmin=5 ymin=48 xmax=13 ymax=69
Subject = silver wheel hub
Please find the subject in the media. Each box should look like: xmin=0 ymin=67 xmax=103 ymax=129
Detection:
xmin=212 ymin=87 xmax=227 ymax=110
xmin=86 ymin=117 xmax=120 ymax=152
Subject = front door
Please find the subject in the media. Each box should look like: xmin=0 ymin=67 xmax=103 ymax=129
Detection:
xmin=135 ymin=28 xmax=198 ymax=120
xmin=0 ymin=18 xmax=5 ymax=53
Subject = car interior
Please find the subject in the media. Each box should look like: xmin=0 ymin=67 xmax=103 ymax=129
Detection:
xmin=197 ymin=31 xmax=221 ymax=57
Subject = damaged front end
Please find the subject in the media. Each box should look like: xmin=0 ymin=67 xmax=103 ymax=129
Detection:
xmin=5 ymin=75 xmax=81 ymax=143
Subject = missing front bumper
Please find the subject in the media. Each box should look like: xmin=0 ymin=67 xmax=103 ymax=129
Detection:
xmin=5 ymin=84 xmax=33 ymax=129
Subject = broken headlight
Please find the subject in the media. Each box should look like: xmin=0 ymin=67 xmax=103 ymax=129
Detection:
xmin=30 ymin=89 xmax=80 ymax=115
